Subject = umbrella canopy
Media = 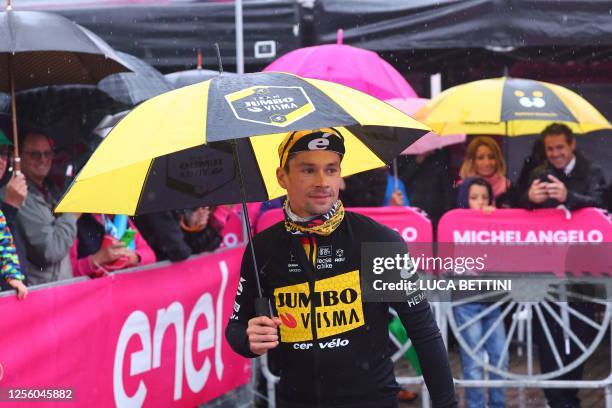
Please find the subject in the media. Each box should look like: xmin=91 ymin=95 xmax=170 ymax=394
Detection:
xmin=264 ymin=30 xmax=417 ymax=101
xmin=98 ymin=51 xmax=173 ymax=105
xmin=0 ymin=10 xmax=131 ymax=92
xmin=385 ymin=98 xmax=466 ymax=155
xmin=164 ymin=68 xmax=233 ymax=89
xmin=415 ymin=77 xmax=611 ymax=136
xmin=56 ymin=72 xmax=429 ymax=215
xmin=0 ymin=7 xmax=132 ymax=166
xmin=4 ymin=85 xmax=128 ymax=147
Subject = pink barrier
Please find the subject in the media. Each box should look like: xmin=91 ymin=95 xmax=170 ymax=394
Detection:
xmin=0 ymin=248 xmax=250 ymax=407
xmin=215 ymin=203 xmax=262 ymax=249
xmin=256 ymin=206 xmax=433 ymax=243
xmin=437 ymin=208 xmax=612 ymax=276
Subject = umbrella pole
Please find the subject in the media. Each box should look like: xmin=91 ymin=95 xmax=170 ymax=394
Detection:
xmin=392 ymin=158 xmax=399 ymax=191
xmin=231 ymin=139 xmax=271 ymax=317
xmin=8 ymin=54 xmax=21 ymax=174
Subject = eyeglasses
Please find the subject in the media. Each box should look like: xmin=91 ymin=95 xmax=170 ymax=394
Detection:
xmin=23 ymin=150 xmax=54 ymax=160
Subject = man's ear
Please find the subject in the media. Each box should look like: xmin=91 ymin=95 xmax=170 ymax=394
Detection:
xmin=569 ymin=138 xmax=577 ymax=152
xmin=276 ymin=167 xmax=288 ymax=189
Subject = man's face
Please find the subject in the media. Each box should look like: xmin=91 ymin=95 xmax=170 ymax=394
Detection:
xmin=21 ymin=134 xmax=53 ymax=181
xmin=276 ymin=150 xmax=342 ymax=218
xmin=543 ymin=133 xmax=576 ymax=170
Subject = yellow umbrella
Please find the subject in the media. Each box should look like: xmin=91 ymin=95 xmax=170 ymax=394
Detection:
xmin=415 ymin=77 xmax=610 ymax=136
xmin=56 ymin=71 xmax=429 ymax=215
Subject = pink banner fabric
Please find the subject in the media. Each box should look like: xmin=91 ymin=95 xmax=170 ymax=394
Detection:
xmin=0 ymin=248 xmax=250 ymax=407
xmin=437 ymin=208 xmax=612 ymax=276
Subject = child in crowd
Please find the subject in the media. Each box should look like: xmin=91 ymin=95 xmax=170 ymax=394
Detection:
xmin=454 ymin=177 xmax=507 ymax=408
xmin=0 ymin=210 xmax=27 ymax=299
xmin=71 ymin=214 xmax=155 ymax=277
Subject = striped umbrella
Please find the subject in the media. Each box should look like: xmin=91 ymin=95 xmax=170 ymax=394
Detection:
xmin=415 ymin=77 xmax=611 ymax=136
xmin=56 ymin=71 xmax=429 ymax=215
xmin=56 ymin=71 xmax=430 ymax=315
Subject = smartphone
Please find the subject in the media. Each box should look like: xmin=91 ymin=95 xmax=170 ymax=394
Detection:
xmin=538 ymin=171 xmax=554 ymax=183
xmin=120 ymin=229 xmax=137 ymax=247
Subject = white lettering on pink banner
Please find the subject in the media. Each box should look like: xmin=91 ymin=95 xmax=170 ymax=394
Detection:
xmin=0 ymin=248 xmax=250 ymax=407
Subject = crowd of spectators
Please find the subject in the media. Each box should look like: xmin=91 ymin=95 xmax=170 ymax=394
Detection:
xmin=0 ymin=122 xmax=607 ymax=408
xmin=0 ymin=122 xmax=609 ymax=300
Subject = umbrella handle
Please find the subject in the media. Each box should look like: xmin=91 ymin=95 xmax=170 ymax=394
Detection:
xmin=13 ymin=157 xmax=21 ymax=174
xmin=255 ymin=297 xmax=271 ymax=317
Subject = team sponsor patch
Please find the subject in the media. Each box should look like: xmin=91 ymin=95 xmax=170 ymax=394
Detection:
xmin=225 ymin=86 xmax=315 ymax=127
xmin=274 ymin=270 xmax=364 ymax=342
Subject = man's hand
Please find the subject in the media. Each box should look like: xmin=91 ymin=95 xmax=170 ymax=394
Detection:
xmin=4 ymin=173 xmax=27 ymax=208
xmin=90 ymin=243 xmax=126 ymax=265
xmin=389 ymin=190 xmax=405 ymax=206
xmin=528 ymin=179 xmax=549 ymax=204
xmin=545 ymin=175 xmax=568 ymax=203
xmin=247 ymin=316 xmax=281 ymax=355
xmin=7 ymin=278 xmax=28 ymax=300
xmin=187 ymin=207 xmax=211 ymax=229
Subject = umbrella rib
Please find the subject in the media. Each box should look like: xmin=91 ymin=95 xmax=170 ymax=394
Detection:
xmin=71 ymin=51 xmax=96 ymax=84
xmin=133 ymin=158 xmax=156 ymax=215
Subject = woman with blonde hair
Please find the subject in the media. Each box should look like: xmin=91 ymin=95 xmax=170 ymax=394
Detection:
xmin=459 ymin=136 xmax=510 ymax=200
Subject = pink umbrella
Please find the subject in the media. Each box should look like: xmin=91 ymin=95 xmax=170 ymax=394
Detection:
xmin=386 ymin=98 xmax=466 ymax=155
xmin=264 ymin=30 xmax=417 ymax=100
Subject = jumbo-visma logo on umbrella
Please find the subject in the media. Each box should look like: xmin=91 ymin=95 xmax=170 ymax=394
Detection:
xmin=225 ymin=86 xmax=316 ymax=127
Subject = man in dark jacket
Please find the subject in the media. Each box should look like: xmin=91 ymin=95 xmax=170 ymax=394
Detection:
xmin=226 ymin=128 xmax=456 ymax=408
xmin=133 ymin=207 xmax=221 ymax=262
xmin=397 ymin=148 xmax=454 ymax=227
xmin=520 ymin=123 xmax=603 ymax=408
xmin=521 ymin=123 xmax=606 ymax=210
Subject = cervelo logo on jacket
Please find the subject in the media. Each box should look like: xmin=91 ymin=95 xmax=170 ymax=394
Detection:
xmin=274 ymin=270 xmax=364 ymax=342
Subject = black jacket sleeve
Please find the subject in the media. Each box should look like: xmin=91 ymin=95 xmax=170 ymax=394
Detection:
xmin=565 ymin=166 xmax=606 ymax=210
xmin=225 ymin=241 xmax=260 ymax=358
xmin=393 ymin=298 xmax=457 ymax=408
xmin=183 ymin=225 xmax=222 ymax=254
xmin=133 ymin=211 xmax=193 ymax=262
xmin=380 ymin=225 xmax=457 ymax=407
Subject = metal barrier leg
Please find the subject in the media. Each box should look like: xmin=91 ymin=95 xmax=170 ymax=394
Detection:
xmin=421 ymin=382 xmax=430 ymax=408
xmin=606 ymin=384 xmax=612 ymax=408
xmin=260 ymin=354 xmax=278 ymax=408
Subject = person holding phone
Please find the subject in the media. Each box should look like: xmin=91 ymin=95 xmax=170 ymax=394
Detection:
xmin=522 ymin=123 xmax=606 ymax=210
xmin=70 ymin=213 xmax=156 ymax=277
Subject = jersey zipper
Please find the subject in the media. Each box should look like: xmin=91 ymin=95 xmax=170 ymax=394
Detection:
xmin=307 ymin=233 xmax=321 ymax=407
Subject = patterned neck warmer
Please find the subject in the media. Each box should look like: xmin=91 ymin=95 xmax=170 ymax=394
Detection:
xmin=283 ymin=199 xmax=345 ymax=236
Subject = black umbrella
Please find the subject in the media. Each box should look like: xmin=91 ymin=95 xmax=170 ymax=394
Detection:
xmin=4 ymin=85 xmax=129 ymax=148
xmin=98 ymin=52 xmax=174 ymax=105
xmin=0 ymin=3 xmax=132 ymax=169
xmin=164 ymin=68 xmax=232 ymax=89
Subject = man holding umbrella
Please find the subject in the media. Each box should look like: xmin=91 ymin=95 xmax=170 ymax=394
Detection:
xmin=226 ymin=128 xmax=456 ymax=408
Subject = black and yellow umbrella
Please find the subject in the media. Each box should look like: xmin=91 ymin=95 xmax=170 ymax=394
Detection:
xmin=415 ymin=77 xmax=610 ymax=136
xmin=56 ymin=71 xmax=429 ymax=215
xmin=57 ymin=71 xmax=430 ymax=314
